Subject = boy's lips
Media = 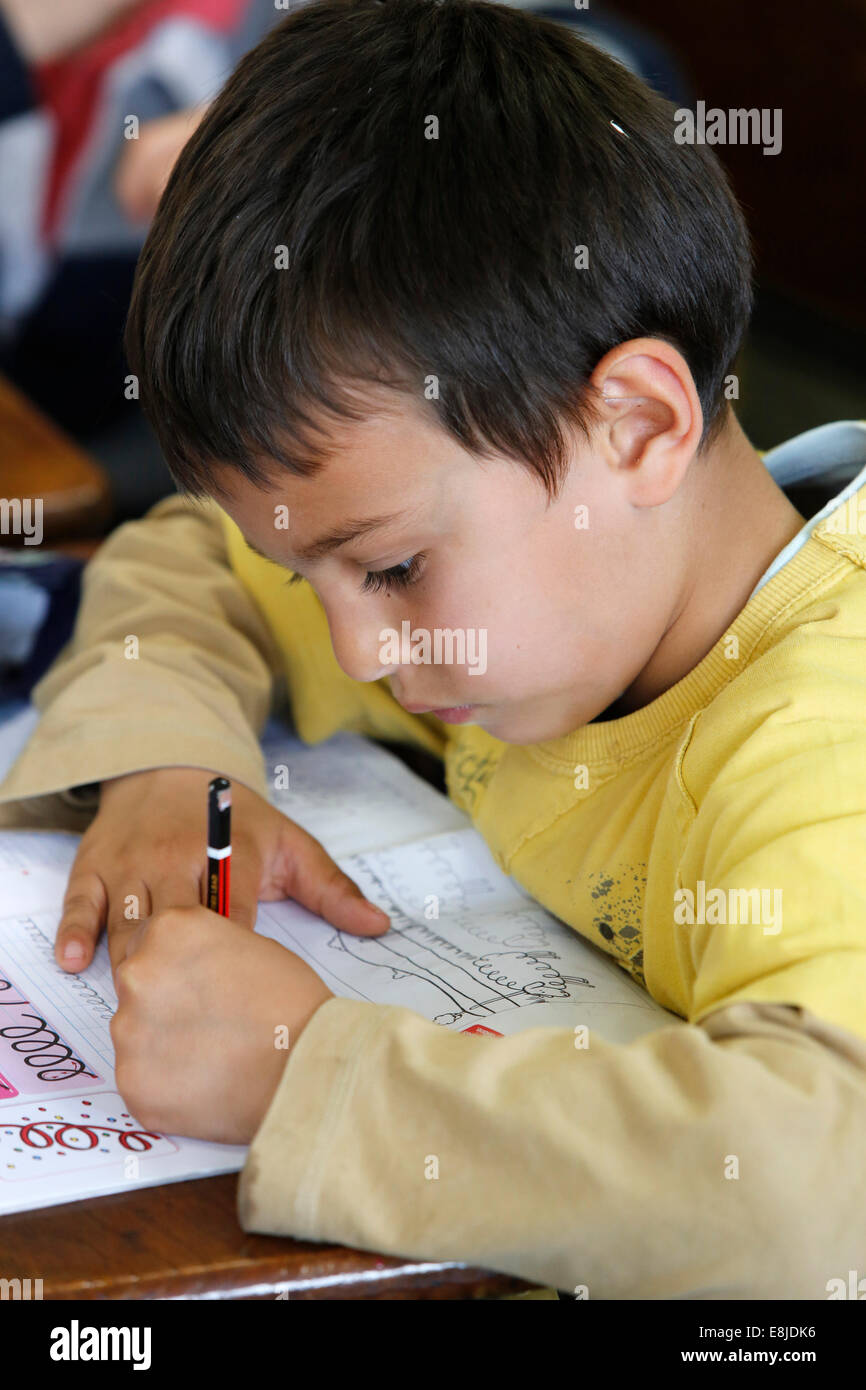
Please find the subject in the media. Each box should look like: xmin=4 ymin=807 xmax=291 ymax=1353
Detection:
xmin=398 ymin=702 xmax=480 ymax=724
xmin=388 ymin=681 xmax=483 ymax=720
xmin=399 ymin=700 xmax=477 ymax=715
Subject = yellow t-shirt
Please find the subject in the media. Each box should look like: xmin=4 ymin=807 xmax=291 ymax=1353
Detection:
xmin=220 ymin=437 xmax=866 ymax=1047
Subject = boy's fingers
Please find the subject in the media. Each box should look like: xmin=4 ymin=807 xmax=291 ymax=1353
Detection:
xmin=105 ymin=878 xmax=152 ymax=977
xmin=220 ymin=844 xmax=263 ymax=930
xmin=276 ymin=826 xmax=390 ymax=936
xmin=148 ymin=873 xmax=207 ymax=920
xmin=124 ymin=871 xmax=207 ymax=972
xmin=56 ymin=869 xmax=108 ymax=971
xmin=163 ymin=845 xmax=260 ymax=929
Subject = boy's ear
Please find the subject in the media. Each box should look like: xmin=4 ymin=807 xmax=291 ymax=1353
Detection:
xmin=602 ymin=392 xmax=667 ymax=454
xmin=589 ymin=338 xmax=705 ymax=504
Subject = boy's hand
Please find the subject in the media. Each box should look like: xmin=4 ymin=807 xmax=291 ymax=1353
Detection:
xmin=56 ymin=767 xmax=390 ymax=978
xmin=111 ymin=907 xmax=333 ymax=1143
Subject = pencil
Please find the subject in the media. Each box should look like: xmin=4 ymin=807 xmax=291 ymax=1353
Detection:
xmin=206 ymin=776 xmax=232 ymax=916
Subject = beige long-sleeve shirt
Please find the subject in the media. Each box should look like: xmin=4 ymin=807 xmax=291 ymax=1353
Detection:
xmin=3 ymin=487 xmax=866 ymax=1298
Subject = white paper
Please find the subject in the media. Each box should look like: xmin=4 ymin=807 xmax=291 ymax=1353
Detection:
xmin=0 ymin=830 xmax=79 ymax=915
xmin=0 ymin=725 xmax=675 ymax=1216
xmin=261 ymin=729 xmax=469 ymax=856
xmin=258 ymin=828 xmax=676 ymax=1042
xmin=0 ymin=910 xmax=247 ymax=1216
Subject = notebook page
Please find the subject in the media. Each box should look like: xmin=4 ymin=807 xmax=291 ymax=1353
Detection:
xmin=0 ymin=727 xmax=463 ymax=917
xmin=0 ymin=832 xmax=79 ymax=915
xmin=0 ymin=825 xmax=675 ymax=1216
xmin=0 ymin=726 xmax=675 ymax=1217
xmin=0 ymin=724 xmax=471 ymax=1214
xmin=261 ymin=729 xmax=468 ymax=856
xmin=0 ymin=911 xmax=247 ymax=1217
xmin=257 ymin=826 xmax=678 ymax=1044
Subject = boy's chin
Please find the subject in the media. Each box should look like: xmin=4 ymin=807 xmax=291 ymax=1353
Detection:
xmin=488 ymin=694 xmax=626 ymax=744
xmin=476 ymin=706 xmax=578 ymax=746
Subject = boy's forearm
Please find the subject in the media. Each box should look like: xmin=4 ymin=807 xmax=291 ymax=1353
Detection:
xmin=238 ymin=994 xmax=866 ymax=1298
xmin=0 ymin=492 xmax=285 ymax=829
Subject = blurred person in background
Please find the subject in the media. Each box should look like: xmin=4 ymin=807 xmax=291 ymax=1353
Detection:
xmin=0 ymin=0 xmax=281 ymax=518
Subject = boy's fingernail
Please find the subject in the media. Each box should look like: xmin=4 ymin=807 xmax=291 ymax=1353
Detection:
xmin=62 ymin=940 xmax=86 ymax=964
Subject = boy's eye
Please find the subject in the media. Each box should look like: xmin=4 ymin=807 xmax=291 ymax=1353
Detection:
xmin=360 ymin=553 xmax=425 ymax=595
xmin=284 ymin=553 xmax=426 ymax=594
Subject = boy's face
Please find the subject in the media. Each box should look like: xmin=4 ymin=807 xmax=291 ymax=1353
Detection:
xmin=214 ymin=389 xmax=694 ymax=746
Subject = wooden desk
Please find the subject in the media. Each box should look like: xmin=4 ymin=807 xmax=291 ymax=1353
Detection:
xmin=1 ymin=1175 xmax=536 ymax=1300
xmin=0 ymin=734 xmax=539 ymax=1300
xmin=0 ymin=375 xmax=112 ymax=541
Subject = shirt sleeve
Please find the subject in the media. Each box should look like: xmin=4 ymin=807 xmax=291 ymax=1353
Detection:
xmin=680 ymin=705 xmax=866 ymax=1042
xmin=237 ymin=993 xmax=866 ymax=1298
xmin=0 ymin=492 xmax=285 ymax=830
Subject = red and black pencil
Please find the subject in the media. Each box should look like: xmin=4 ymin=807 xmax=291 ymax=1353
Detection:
xmin=206 ymin=776 xmax=232 ymax=916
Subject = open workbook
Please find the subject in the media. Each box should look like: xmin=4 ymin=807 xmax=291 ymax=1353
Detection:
xmin=0 ymin=714 xmax=676 ymax=1216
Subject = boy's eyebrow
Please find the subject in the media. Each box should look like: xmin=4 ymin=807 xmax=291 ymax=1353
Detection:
xmin=245 ymin=509 xmax=410 ymax=565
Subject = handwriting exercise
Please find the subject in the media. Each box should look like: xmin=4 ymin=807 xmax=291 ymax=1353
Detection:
xmin=0 ymin=1095 xmax=177 ymax=1182
xmin=0 ymin=968 xmax=101 ymax=1096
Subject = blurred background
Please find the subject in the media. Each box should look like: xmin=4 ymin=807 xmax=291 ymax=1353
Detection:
xmin=0 ymin=0 xmax=864 ymax=697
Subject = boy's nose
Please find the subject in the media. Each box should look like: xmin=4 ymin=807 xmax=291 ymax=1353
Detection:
xmin=326 ymin=606 xmax=395 ymax=684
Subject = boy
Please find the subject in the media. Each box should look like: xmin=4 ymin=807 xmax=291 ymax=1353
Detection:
xmin=2 ymin=0 xmax=866 ymax=1298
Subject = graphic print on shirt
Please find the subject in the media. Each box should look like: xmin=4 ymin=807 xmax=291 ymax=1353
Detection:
xmin=447 ymin=748 xmax=498 ymax=816
xmin=586 ymin=864 xmax=648 ymax=987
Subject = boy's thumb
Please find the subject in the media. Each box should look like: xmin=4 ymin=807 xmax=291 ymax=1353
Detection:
xmin=265 ymin=823 xmax=391 ymax=937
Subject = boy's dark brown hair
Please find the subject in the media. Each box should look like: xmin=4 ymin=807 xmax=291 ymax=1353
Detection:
xmin=125 ymin=0 xmax=754 ymax=501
